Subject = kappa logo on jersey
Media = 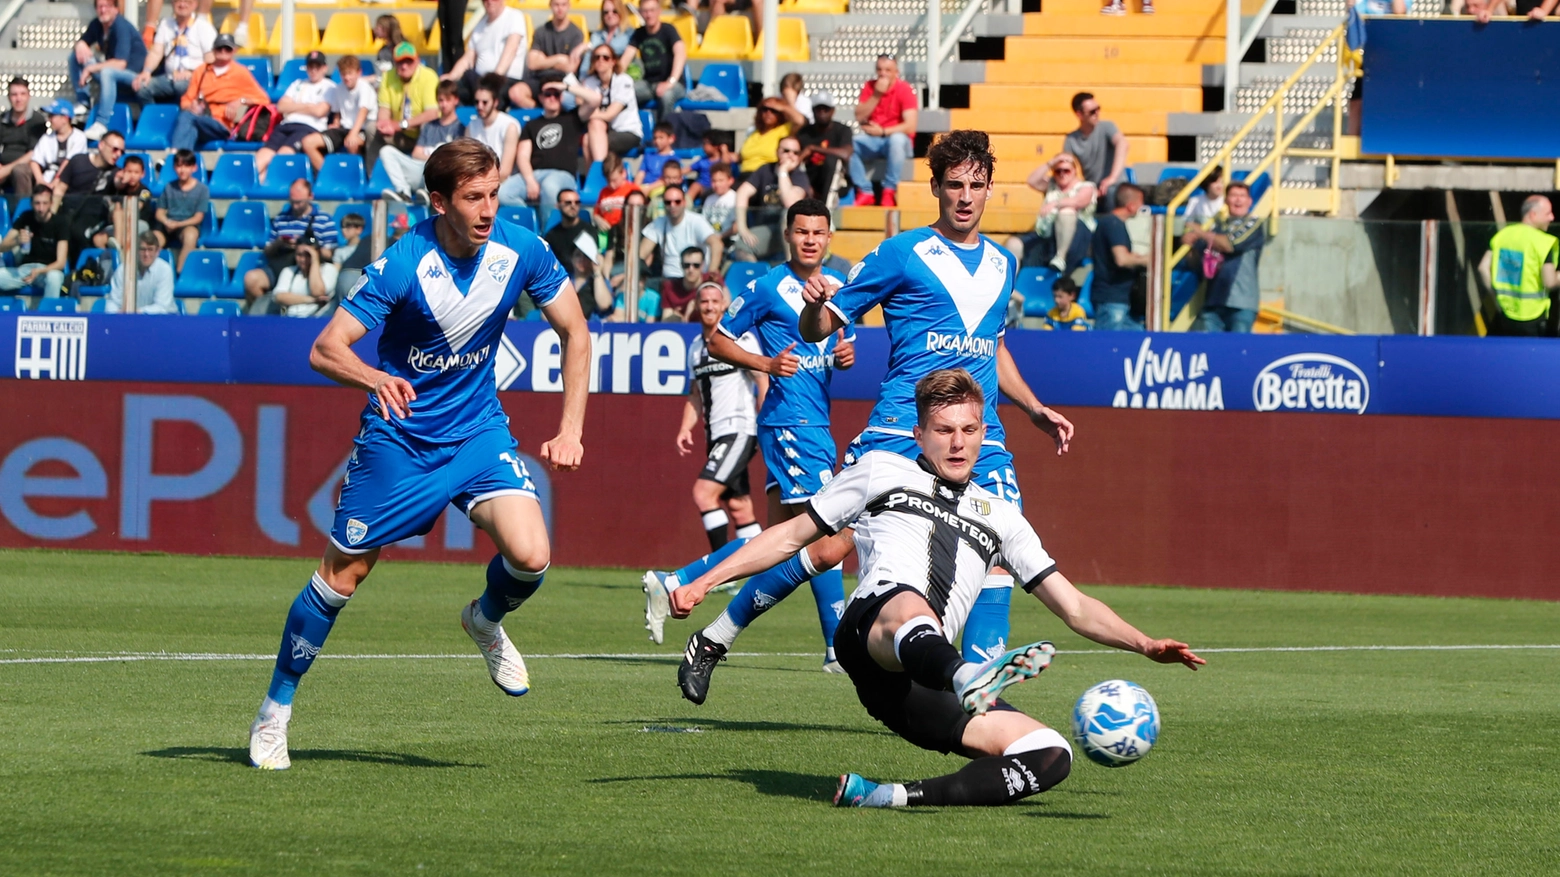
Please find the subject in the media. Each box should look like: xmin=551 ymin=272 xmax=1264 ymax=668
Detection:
xmin=926 ymin=331 xmax=996 ymax=358
xmin=787 ymin=465 xmax=803 ymax=476
xmin=779 ymin=429 xmax=797 ymax=441
xmin=408 ymin=344 xmax=492 ymax=373
xmin=783 ymin=447 xmax=799 ymax=459
xmin=345 ymin=518 xmax=369 ymax=544
xmin=423 ymin=262 xmax=446 ymax=281
xmin=291 ymin=633 xmax=321 ymax=662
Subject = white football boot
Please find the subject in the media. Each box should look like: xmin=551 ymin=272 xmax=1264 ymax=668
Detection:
xmin=642 ymin=570 xmax=673 ymax=645
xmin=249 ymin=705 xmax=292 ymax=770
xmin=461 ymin=599 xmax=530 ymax=696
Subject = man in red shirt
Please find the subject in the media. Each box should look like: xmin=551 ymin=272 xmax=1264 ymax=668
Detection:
xmin=849 ymin=55 xmax=919 ymax=207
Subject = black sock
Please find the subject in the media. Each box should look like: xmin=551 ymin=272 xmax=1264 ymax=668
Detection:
xmin=905 ymin=747 xmax=1071 ymax=807
xmin=894 ymin=620 xmax=965 ymax=692
xmin=700 ymin=508 xmax=730 ymax=551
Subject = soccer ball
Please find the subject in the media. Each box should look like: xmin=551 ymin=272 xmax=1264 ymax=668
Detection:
xmin=1071 ymin=680 xmax=1160 ymax=768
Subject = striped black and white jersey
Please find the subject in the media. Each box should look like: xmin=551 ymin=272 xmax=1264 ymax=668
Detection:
xmin=806 ymin=450 xmax=1057 ymax=643
xmin=688 ymin=330 xmax=761 ymax=441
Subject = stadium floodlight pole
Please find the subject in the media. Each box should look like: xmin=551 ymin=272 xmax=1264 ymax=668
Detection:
xmin=1225 ymin=0 xmax=1239 ymax=111
xmin=761 ymin=0 xmax=779 ymax=97
xmin=625 ymin=202 xmax=643 ymax=322
xmin=121 ymin=196 xmax=138 ymax=313
xmin=280 ymin=0 xmax=295 ymax=63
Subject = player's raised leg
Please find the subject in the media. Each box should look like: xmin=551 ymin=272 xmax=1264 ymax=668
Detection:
xmin=464 ymin=492 xmax=551 ymax=696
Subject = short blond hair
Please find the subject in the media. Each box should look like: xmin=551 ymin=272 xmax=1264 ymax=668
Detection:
xmin=915 ymin=368 xmax=984 ymax=426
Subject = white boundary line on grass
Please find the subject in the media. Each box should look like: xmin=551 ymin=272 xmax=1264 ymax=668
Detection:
xmin=4 ymin=643 xmax=1560 ymax=666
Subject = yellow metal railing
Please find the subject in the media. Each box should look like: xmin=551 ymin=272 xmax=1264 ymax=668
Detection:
xmin=1159 ymin=21 xmax=1358 ymax=331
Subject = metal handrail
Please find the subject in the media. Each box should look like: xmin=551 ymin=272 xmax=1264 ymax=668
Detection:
xmin=1226 ymin=0 xmax=1285 ymax=110
xmin=927 ymin=0 xmax=986 ymax=111
xmin=1159 ymin=22 xmax=1354 ymax=331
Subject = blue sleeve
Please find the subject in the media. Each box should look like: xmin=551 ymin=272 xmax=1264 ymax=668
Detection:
xmin=338 ymin=254 xmax=405 ymax=331
xmin=108 ymin=18 xmax=134 ymax=63
xmin=718 ymin=278 xmax=766 ymax=341
xmin=828 ymin=242 xmax=895 ymax=324
xmin=524 ymin=232 xmax=570 ymax=308
xmin=81 ymin=19 xmax=103 ymax=46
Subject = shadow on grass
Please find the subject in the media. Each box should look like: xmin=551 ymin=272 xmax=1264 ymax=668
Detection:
xmin=608 ymin=717 xmax=893 ymax=736
xmin=143 ymin=746 xmax=481 ymax=768
xmin=591 ymin=769 xmax=832 ymax=801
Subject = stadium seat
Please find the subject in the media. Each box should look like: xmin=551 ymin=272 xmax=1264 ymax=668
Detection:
xmin=221 ymin=13 xmax=268 ymax=53
xmin=0 ymin=296 xmax=25 ymax=312
xmin=724 ymin=262 xmax=765 ymax=290
xmin=174 ymin=250 xmax=228 ymax=298
xmin=1233 ymin=170 xmax=1271 ymax=205
xmin=201 ymin=299 xmax=244 ymax=316
xmin=74 ymin=248 xmax=118 ymax=297
xmin=579 ymin=160 xmax=606 ymax=206
xmin=315 ymin=154 xmax=367 ymax=201
xmin=508 ymin=108 xmax=543 ymax=127
xmin=498 ymin=205 xmax=537 ymax=231
xmin=208 ymin=153 xmax=257 ymax=199
xmin=237 ymin=56 xmax=274 ymax=93
xmin=396 ymin=12 xmax=431 ymax=54
xmin=266 ymin=13 xmax=320 ymax=55
xmin=196 ymin=210 xmax=219 ymax=246
xmin=0 ymin=206 xmax=8 ymax=236
xmin=366 ymin=159 xmax=393 ymax=200
xmin=678 ymin=63 xmax=745 ymax=111
xmin=456 ymin=106 xmax=477 ymax=128
xmin=333 ymin=202 xmax=373 ymax=230
xmin=89 ymin=297 xmax=107 ymax=312
xmin=693 ymin=16 xmax=753 ymax=60
xmin=638 ymin=109 xmax=655 ymax=147
xmin=1016 ymin=266 xmax=1059 ymax=318
xmin=667 ymin=14 xmax=697 ymax=48
xmin=780 ymin=0 xmax=846 ymax=11
xmin=223 ymin=251 xmax=267 ymax=298
xmin=425 ymin=19 xmax=441 ymax=56
xmin=158 ymin=249 xmax=174 ymax=267
xmin=12 ymin=198 xmax=28 ymax=221
xmin=33 ymin=297 xmax=77 ymax=314
xmin=255 ymin=155 xmax=312 ymax=200
xmin=106 ymin=103 xmax=133 ymax=137
xmin=204 ymin=201 xmax=270 ymax=249
xmin=746 ymin=17 xmax=808 ymax=61
xmin=271 ymin=58 xmax=309 ymax=102
xmin=319 ymin=13 xmax=375 ymax=53
xmin=126 ymin=104 xmax=180 ymax=151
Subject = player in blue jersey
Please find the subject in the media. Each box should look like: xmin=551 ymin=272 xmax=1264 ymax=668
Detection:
xmin=673 ymin=130 xmax=1075 ymax=678
xmin=642 ymin=200 xmax=856 ymax=700
xmin=248 ymin=140 xmax=591 ymax=770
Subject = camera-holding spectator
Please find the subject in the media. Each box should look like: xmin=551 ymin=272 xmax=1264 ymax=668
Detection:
xmin=1007 ymin=151 xmax=1096 ymax=273
xmin=513 ymin=79 xmax=597 ymax=230
xmin=583 ymin=44 xmax=643 ymax=161
xmin=30 ymin=101 xmax=87 ymax=192
xmin=73 ymin=0 xmax=148 ymax=143
xmin=638 ymin=121 xmax=679 ymax=185
xmin=1182 ymin=181 xmax=1266 ymax=333
xmin=1062 ymin=92 xmax=1129 ymax=209
xmin=443 ymin=0 xmax=529 ymax=106
xmin=300 ymin=56 xmax=377 ymax=169
xmin=1479 ymin=195 xmax=1558 ymax=337
xmin=739 ymin=97 xmax=806 ymax=175
xmin=378 ymin=80 xmax=464 ymax=204
xmin=370 ymin=43 xmax=441 ymax=172
xmin=258 ymin=51 xmax=333 ymax=183
xmin=1183 ymin=165 xmax=1224 ymax=225
xmin=659 ymin=246 xmax=721 ymax=322
xmin=0 ymin=187 xmax=68 ymax=298
xmin=0 ymin=78 xmax=45 ymax=199
xmin=1039 ymin=276 xmax=1092 ymax=331
xmin=134 ymin=0 xmax=216 ymax=106
xmin=1090 ymin=181 xmax=1149 ymax=331
xmin=850 ymin=56 xmax=917 ymax=208
xmin=104 ymin=232 xmax=177 ymax=314
xmin=582 ymin=0 xmax=634 ymax=78
xmin=701 ymin=162 xmax=737 ymax=238
xmin=795 ymin=91 xmax=852 ymax=205
xmin=514 ymin=0 xmax=587 ymax=110
xmin=272 ymin=240 xmax=338 ymax=317
xmin=467 ymin=74 xmax=523 ymax=198
xmin=151 ymin=149 xmax=208 ymax=272
xmin=732 ymin=136 xmax=811 ymax=262
xmin=243 ymin=178 xmax=339 ymax=306
xmin=640 ymin=184 xmax=721 ymax=291
xmin=170 ymin=34 xmax=269 ymax=151
xmin=621 ymin=0 xmax=687 ymax=120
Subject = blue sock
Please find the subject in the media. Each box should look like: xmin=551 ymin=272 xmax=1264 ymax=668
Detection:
xmin=266 ymin=574 xmax=349 ymax=706
xmin=724 ymin=553 xmax=810 ymax=628
xmin=672 ymin=537 xmax=750 ymax=587
xmin=961 ymin=579 xmax=1013 ymax=663
xmin=809 ymin=568 xmax=845 ymax=650
xmin=477 ymin=555 xmax=544 ymax=623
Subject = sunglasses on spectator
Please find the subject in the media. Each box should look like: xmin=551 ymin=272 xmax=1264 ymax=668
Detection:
xmin=560 ymin=197 xmax=580 ymax=205
xmin=1084 ymin=106 xmax=1100 ymax=116
xmin=593 ymin=52 xmax=613 ymax=61
xmin=541 ymin=89 xmax=563 ymax=98
xmin=682 ymin=260 xmax=702 ymax=269
xmin=665 ymin=197 xmax=685 ymax=205
xmin=778 ymin=147 xmax=799 ymax=154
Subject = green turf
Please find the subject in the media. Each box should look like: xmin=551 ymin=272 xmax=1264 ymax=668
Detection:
xmin=3 ymin=548 xmax=1559 ymax=875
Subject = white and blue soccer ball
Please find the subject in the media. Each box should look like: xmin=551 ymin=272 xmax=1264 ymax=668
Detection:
xmin=1071 ymin=680 xmax=1160 ymax=768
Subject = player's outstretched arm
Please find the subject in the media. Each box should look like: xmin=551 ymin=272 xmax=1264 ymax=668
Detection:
xmin=1028 ymin=570 xmax=1204 ymax=670
xmin=708 ymin=329 xmax=798 ymax=378
xmin=996 ymin=337 xmax=1073 ymax=455
xmin=539 ymin=282 xmax=590 ymax=471
xmin=797 ymin=275 xmax=846 ymax=343
xmin=670 ymin=513 xmax=824 ymax=617
xmin=310 ymin=308 xmax=416 ymax=419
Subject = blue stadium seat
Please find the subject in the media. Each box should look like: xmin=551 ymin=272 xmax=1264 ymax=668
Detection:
xmin=158 ymin=249 xmax=174 ymax=266
xmin=156 ymin=152 xmax=207 ymax=193
xmin=0 ymin=296 xmax=25 ymax=312
xmin=89 ymin=297 xmax=108 ymax=312
xmin=223 ymin=251 xmax=267 ymax=299
xmin=498 ymin=205 xmax=537 ymax=231
xmin=255 ymin=154 xmax=312 ymax=200
xmin=0 ymin=206 xmax=9 ymax=236
xmin=271 ymin=58 xmax=308 ymax=101
xmin=208 ymin=153 xmax=257 ymax=199
xmin=218 ymin=139 xmax=263 ymax=152
xmin=1016 ymin=266 xmax=1060 ymax=318
xmin=724 ymin=262 xmax=765 ymax=290
xmin=13 ymin=197 xmax=30 ymax=221
xmin=580 ymin=160 xmax=606 ymax=206
xmin=204 ymin=201 xmax=270 ymax=249
xmin=1232 ymin=170 xmax=1271 ymax=204
xmin=1157 ymin=167 xmax=1198 ymax=183
xmin=366 ymin=159 xmax=393 ymax=200
xmin=678 ymin=63 xmax=746 ymax=111
xmin=638 ymin=110 xmax=655 ymax=146
xmin=174 ymin=250 xmax=228 ymax=298
xmin=333 ymin=202 xmax=372 ymax=230
xmin=456 ymin=106 xmax=477 ymax=127
xmin=239 ymin=57 xmax=274 ymax=93
xmin=508 ymin=108 xmax=543 ymax=128
xmin=106 ymin=103 xmax=132 ymax=137
xmin=127 ymin=104 xmax=180 ymax=150
xmin=195 ymin=210 xmax=219 ymax=246
xmin=201 ymin=299 xmax=244 ymax=316
xmin=74 ymin=248 xmax=118 ymax=296
xmin=315 ymin=154 xmax=366 ymax=201
xmin=34 ymin=297 xmax=77 ymax=313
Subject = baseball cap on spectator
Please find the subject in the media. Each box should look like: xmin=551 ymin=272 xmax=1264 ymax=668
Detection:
xmin=47 ymin=99 xmax=74 ymax=118
xmin=811 ymin=91 xmax=837 ymax=108
xmin=212 ymin=33 xmax=237 ymax=51
xmin=393 ymin=42 xmax=418 ymax=61
xmin=305 ymin=50 xmax=328 ymax=67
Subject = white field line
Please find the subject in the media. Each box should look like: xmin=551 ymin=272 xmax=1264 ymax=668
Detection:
xmin=3 ymin=643 xmax=1560 ymax=666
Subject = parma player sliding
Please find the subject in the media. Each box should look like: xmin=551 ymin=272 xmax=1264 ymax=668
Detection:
xmin=248 ymin=140 xmax=592 ymax=771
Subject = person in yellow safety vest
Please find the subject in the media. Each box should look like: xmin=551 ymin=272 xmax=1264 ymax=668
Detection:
xmin=1479 ymin=195 xmax=1559 ymax=337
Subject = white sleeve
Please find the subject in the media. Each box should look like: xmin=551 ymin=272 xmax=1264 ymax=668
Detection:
xmin=611 ymin=75 xmax=636 ymax=109
xmin=1000 ymin=509 xmax=1059 ymax=590
xmin=193 ymin=18 xmax=216 ymax=53
xmin=326 ymin=82 xmax=346 ymax=113
xmin=805 ymin=453 xmax=878 ymax=535
xmin=737 ymin=332 xmax=762 ymax=357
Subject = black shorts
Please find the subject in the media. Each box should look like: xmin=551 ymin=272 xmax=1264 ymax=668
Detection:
xmin=321 ymin=127 xmax=351 ymax=154
xmin=834 ymin=585 xmax=1015 ymax=756
xmin=264 ymin=121 xmax=321 ymax=151
xmin=698 ymin=432 xmax=755 ymax=497
xmin=606 ymin=129 xmax=642 ymax=156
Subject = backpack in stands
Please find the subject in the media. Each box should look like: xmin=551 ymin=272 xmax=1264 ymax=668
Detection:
xmin=231 ymin=104 xmax=280 ymax=143
xmin=74 ymin=251 xmax=112 ymax=289
xmin=1150 ymin=177 xmax=1192 ymax=207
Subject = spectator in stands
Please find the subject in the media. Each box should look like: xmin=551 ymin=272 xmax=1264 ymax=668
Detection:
xmin=170 ymin=34 xmax=268 ymax=152
xmin=0 ymin=78 xmax=45 ymax=199
xmin=621 ymin=0 xmax=687 ymax=119
xmin=468 ymin=74 xmax=523 ymax=198
xmin=371 ymin=43 xmax=441 ymax=172
xmin=694 ymin=130 xmax=738 ymax=191
xmin=1522 ymin=0 xmax=1559 ymax=18
xmin=1007 ymin=151 xmax=1096 ymax=272
xmin=583 ymin=43 xmax=643 ymax=161
xmin=582 ymin=0 xmax=634 ymax=78
xmin=271 ymin=240 xmax=338 ymax=317
xmin=444 ymin=0 xmax=529 ymax=106
xmin=658 ymin=246 xmax=720 ymax=321
xmin=104 ymin=232 xmax=176 ymax=314
xmin=646 ymin=160 xmax=684 ymax=219
xmin=107 ymin=155 xmax=155 ymax=249
xmin=54 ymin=131 xmax=124 ymax=261
xmin=1184 ymin=181 xmax=1266 ymax=333
xmin=781 ymin=73 xmax=814 ymax=125
xmin=1101 ymin=0 xmax=1153 ymax=15
xmin=258 ymin=51 xmax=334 ymax=183
xmin=732 ymin=136 xmax=811 ymax=262
xmin=850 ymin=56 xmax=917 ymax=207
xmin=331 ymin=211 xmax=371 ymax=302
xmin=1063 ymin=92 xmax=1129 ymax=209
xmin=795 ymin=91 xmax=852 ymax=206
xmin=1184 ymin=166 xmax=1225 ymax=225
xmin=515 ymin=0 xmax=588 ymax=109
xmin=30 ymin=101 xmax=87 ymax=192
xmin=641 ymin=184 xmax=721 ymax=290
xmin=134 ymin=0 xmax=216 ymax=106
xmin=378 ymin=81 xmax=465 ymax=203
xmin=1480 ymin=195 xmax=1559 ymax=336
xmin=152 ymin=149 xmax=207 ymax=272
xmin=739 ymin=97 xmax=806 ymax=175
xmin=302 ymin=56 xmax=378 ymax=170
xmin=72 ymin=0 xmax=148 ymax=142
xmin=544 ymin=189 xmax=592 ymax=267
xmin=638 ymin=122 xmax=679 ymax=184
xmin=372 ymin=16 xmax=407 ymax=76
xmin=1091 ymin=182 xmax=1148 ymax=331
xmin=1040 ymin=276 xmax=1092 ymax=331
xmin=535 ymin=194 xmax=612 ymax=321
xmin=514 ymin=80 xmax=597 ymax=229
xmin=701 ymin=161 xmax=737 ymax=239
xmin=243 ymin=178 xmax=339 ymax=306
xmin=594 ymin=153 xmax=640 ymax=228
xmin=0 ymin=186 xmax=68 ymax=298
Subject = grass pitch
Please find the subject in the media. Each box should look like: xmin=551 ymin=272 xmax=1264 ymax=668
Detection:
xmin=3 ymin=548 xmax=1560 ymax=875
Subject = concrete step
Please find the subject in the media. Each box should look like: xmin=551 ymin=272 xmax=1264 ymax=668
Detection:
xmin=952 ymin=108 xmax=1171 ymax=135
xmin=1038 ymin=0 xmax=1225 ymax=15
xmin=983 ymin=59 xmax=1204 ymax=85
xmin=1023 ymin=11 xmax=1226 ymax=37
xmin=969 ymin=83 xmax=1202 ymax=112
xmin=995 ymin=34 xmax=1223 ymax=64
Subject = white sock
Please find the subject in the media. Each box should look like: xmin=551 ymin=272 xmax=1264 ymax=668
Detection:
xmin=799 ymin=548 xmax=821 ymax=578
xmin=862 ymin=783 xmax=908 ymax=808
xmin=981 ymin=573 xmax=1014 ymax=591
xmin=824 ymin=646 xmax=837 ymax=663
xmin=468 ymin=601 xmax=500 ymax=637
xmin=257 ymin=697 xmax=292 ymax=724
xmin=703 ymin=609 xmax=743 ymax=647
xmin=735 ymin=522 xmax=761 ymax=539
xmin=701 ymin=509 xmax=729 ymax=531
xmin=665 ymin=571 xmax=684 ymax=590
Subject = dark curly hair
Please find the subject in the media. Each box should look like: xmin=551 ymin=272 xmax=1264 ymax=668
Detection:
xmin=926 ymin=130 xmax=995 ymax=185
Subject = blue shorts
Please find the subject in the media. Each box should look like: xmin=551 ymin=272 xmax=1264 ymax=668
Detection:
xmin=845 ymin=429 xmax=1023 ymax=510
xmin=759 ymin=424 xmax=838 ymax=504
xmin=330 ymin=415 xmax=538 ymax=554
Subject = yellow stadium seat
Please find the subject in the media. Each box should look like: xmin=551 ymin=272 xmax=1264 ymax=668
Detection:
xmin=524 ymin=12 xmax=592 ymax=39
xmin=220 ymin=13 xmax=268 ymax=54
xmin=570 ymin=13 xmax=589 ymax=34
xmin=780 ymin=0 xmax=846 ymax=12
xmin=693 ymin=15 xmax=752 ymax=60
xmin=426 ymin=18 xmax=441 ymax=55
xmin=395 ymin=12 xmax=431 ymax=54
xmin=666 ymin=14 xmax=698 ymax=47
xmin=746 ymin=16 xmax=807 ymax=61
xmin=319 ymin=13 xmax=376 ymax=54
xmin=508 ymin=0 xmax=551 ymax=7
xmin=266 ymin=12 xmax=321 ymax=53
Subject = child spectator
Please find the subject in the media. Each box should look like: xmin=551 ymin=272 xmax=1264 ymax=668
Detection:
xmin=152 ymin=149 xmax=209 ymax=271
xmin=301 ymin=56 xmax=378 ymax=170
xmin=637 ymin=122 xmax=678 ymax=184
xmin=1041 ymin=276 xmax=1092 ymax=331
xmin=593 ymin=153 xmax=641 ymax=229
xmin=701 ymin=162 xmax=737 ymax=241
xmin=373 ymin=16 xmax=406 ymax=76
